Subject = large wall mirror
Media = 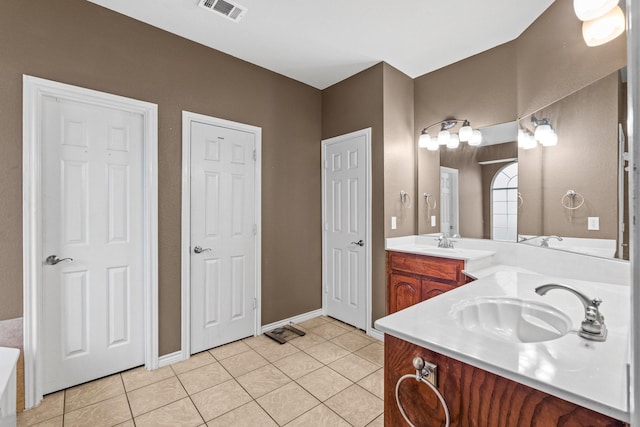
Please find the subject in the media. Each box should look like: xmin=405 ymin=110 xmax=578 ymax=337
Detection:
xmin=416 ymin=0 xmax=627 ymax=260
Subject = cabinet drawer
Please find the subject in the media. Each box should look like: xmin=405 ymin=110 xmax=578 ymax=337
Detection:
xmin=388 ymin=251 xmax=463 ymax=283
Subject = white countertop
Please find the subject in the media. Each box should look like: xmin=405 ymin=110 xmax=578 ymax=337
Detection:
xmin=375 ymin=271 xmax=630 ymax=422
xmin=0 ymin=347 xmax=19 ymax=398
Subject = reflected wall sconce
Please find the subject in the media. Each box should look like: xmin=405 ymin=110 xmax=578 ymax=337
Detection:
xmin=518 ymin=116 xmax=557 ymax=149
xmin=418 ymin=119 xmax=482 ymax=151
xmin=574 ymin=0 xmax=625 ymax=47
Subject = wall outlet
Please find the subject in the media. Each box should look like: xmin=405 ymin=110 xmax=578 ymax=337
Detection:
xmin=391 ymin=216 xmax=397 ymax=230
xmin=431 ymin=215 xmax=437 ymax=227
xmin=588 ymin=217 xmax=600 ymax=231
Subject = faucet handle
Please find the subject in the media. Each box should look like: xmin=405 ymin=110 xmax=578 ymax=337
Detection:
xmin=591 ymin=297 xmax=602 ymax=307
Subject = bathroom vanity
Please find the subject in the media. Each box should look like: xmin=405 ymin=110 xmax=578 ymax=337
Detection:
xmin=384 ymin=335 xmax=627 ymax=426
xmin=387 ymin=251 xmax=472 ymax=314
xmin=378 ymin=236 xmax=631 ymax=426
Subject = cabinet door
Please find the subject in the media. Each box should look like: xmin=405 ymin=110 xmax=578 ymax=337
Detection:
xmin=421 ymin=280 xmax=456 ymax=301
xmin=388 ymin=273 xmax=421 ymax=313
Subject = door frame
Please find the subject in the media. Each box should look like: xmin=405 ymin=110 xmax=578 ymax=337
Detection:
xmin=321 ymin=128 xmax=372 ymax=334
xmin=180 ymin=111 xmax=262 ymax=360
xmin=439 ymin=166 xmax=459 ymax=236
xmin=22 ymin=75 xmax=159 ymax=408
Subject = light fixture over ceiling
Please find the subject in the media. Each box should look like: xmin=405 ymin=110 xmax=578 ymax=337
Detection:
xmin=418 ymin=119 xmax=482 ymax=151
xmin=574 ymin=0 xmax=625 ymax=47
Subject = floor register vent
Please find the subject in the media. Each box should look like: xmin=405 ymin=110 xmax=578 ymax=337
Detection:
xmin=198 ymin=0 xmax=247 ymax=22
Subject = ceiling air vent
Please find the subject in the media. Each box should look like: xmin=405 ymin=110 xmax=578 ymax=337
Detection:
xmin=198 ymin=0 xmax=248 ymax=22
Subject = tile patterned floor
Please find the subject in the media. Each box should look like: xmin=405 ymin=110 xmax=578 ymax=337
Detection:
xmin=17 ymin=316 xmax=384 ymax=426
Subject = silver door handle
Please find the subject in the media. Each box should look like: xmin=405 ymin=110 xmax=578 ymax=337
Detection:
xmin=351 ymin=240 xmax=364 ymax=247
xmin=193 ymin=246 xmax=212 ymax=254
xmin=46 ymin=255 xmax=73 ymax=265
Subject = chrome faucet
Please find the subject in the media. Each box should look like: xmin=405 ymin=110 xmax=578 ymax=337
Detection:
xmin=540 ymin=235 xmax=563 ymax=248
xmin=436 ymin=233 xmax=455 ymax=249
xmin=535 ymin=283 xmax=607 ymax=341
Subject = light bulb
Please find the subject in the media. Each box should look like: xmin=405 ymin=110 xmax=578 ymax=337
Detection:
xmin=573 ymin=0 xmax=618 ymax=21
xmin=468 ymin=130 xmax=482 ymax=146
xmin=523 ymin=133 xmax=538 ymax=150
xmin=540 ymin=130 xmax=558 ymax=147
xmin=534 ymin=124 xmax=552 ymax=142
xmin=582 ymin=5 xmax=625 ymax=47
xmin=518 ymin=129 xmax=527 ymax=148
xmin=458 ymin=122 xmax=473 ymax=142
xmin=418 ymin=132 xmax=430 ymax=148
xmin=437 ymin=130 xmax=451 ymax=145
xmin=446 ymin=134 xmax=460 ymax=149
xmin=426 ymin=137 xmax=440 ymax=151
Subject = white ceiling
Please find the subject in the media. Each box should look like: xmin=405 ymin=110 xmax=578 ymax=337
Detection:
xmin=86 ymin=0 xmax=555 ymax=90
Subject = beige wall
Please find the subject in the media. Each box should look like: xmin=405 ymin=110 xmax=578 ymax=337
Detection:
xmin=415 ymin=43 xmax=517 ymax=234
xmin=383 ymin=64 xmax=416 ymax=238
xmin=519 ymin=72 xmax=621 ymax=240
xmin=321 ymin=64 xmax=387 ymax=326
xmin=0 ymin=0 xmax=322 ymax=355
xmin=516 ymin=0 xmax=626 ymax=118
xmin=415 ymin=0 xmax=626 ymax=238
xmin=321 ymin=63 xmax=415 ymax=326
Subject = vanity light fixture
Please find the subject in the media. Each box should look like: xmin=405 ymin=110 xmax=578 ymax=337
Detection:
xmin=518 ymin=128 xmax=538 ymax=150
xmin=574 ymin=0 xmax=625 ymax=47
xmin=531 ymin=116 xmax=558 ymax=147
xmin=418 ymin=119 xmax=482 ymax=151
xmin=573 ymin=0 xmax=618 ymax=20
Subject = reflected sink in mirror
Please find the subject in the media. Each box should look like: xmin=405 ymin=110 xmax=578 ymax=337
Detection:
xmin=451 ymin=297 xmax=572 ymax=343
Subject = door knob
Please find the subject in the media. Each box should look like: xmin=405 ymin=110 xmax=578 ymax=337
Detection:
xmin=45 ymin=255 xmax=73 ymax=265
xmin=193 ymin=246 xmax=212 ymax=254
xmin=351 ymin=240 xmax=364 ymax=247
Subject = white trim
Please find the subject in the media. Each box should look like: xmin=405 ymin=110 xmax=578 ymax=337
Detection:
xmin=368 ymin=328 xmax=385 ymax=342
xmin=181 ymin=111 xmax=262 ymax=360
xmin=321 ymin=128 xmax=373 ymax=335
xmin=22 ymin=75 xmax=158 ymax=409
xmin=260 ymin=309 xmax=324 ymax=334
xmin=627 ymin=0 xmax=639 ymax=424
xmin=158 ymin=351 xmax=185 ymax=368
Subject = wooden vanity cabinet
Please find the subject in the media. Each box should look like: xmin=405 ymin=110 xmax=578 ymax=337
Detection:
xmin=385 ymin=335 xmax=627 ymax=427
xmin=387 ymin=251 xmax=469 ymax=314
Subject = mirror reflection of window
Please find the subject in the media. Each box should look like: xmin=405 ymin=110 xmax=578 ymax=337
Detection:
xmin=492 ymin=162 xmax=518 ymax=241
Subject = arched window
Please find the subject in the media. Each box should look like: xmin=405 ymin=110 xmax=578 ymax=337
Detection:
xmin=492 ymin=162 xmax=518 ymax=241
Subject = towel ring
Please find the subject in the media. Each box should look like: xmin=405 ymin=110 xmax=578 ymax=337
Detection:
xmin=396 ymin=374 xmax=450 ymax=427
xmin=424 ymin=193 xmax=437 ymax=210
xmin=517 ymin=192 xmax=524 ymax=209
xmin=400 ymin=191 xmax=412 ymax=209
xmin=561 ymin=190 xmax=584 ymax=210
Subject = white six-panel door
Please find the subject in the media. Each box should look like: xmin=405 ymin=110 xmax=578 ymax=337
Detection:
xmin=440 ymin=166 xmax=459 ymax=237
xmin=190 ymin=120 xmax=257 ymax=354
xmin=41 ymin=96 xmax=145 ymax=393
xmin=322 ymin=130 xmax=370 ymax=330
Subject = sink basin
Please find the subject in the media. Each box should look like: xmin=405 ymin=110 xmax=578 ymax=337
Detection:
xmin=450 ymin=297 xmax=572 ymax=343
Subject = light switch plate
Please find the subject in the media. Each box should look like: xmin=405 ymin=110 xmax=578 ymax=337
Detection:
xmin=391 ymin=216 xmax=397 ymax=230
xmin=431 ymin=215 xmax=437 ymax=227
xmin=588 ymin=217 xmax=600 ymax=231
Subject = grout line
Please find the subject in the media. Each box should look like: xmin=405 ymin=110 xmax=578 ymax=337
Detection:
xmin=172 ymin=373 xmax=206 ymax=426
xmin=117 ymin=373 xmax=136 ymax=425
xmin=46 ymin=315 xmax=384 ymax=426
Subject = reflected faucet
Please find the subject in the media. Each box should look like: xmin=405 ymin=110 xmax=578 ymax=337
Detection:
xmin=436 ymin=233 xmax=455 ymax=249
xmin=540 ymin=235 xmax=563 ymax=248
xmin=535 ymin=283 xmax=607 ymax=341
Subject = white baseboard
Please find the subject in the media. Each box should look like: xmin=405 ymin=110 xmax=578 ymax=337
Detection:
xmin=260 ymin=309 xmax=324 ymax=334
xmin=368 ymin=327 xmax=384 ymax=342
xmin=158 ymin=350 xmax=185 ymax=368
